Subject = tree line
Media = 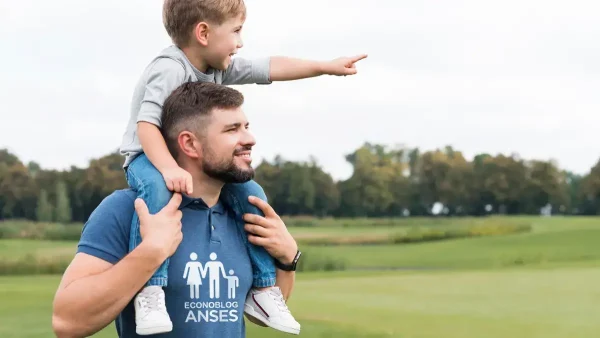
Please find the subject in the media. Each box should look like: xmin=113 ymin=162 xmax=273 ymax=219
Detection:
xmin=1 ymin=143 xmax=600 ymax=222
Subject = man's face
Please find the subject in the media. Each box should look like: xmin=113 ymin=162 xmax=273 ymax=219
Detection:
xmin=199 ymin=106 xmax=256 ymax=183
xmin=205 ymin=14 xmax=245 ymax=70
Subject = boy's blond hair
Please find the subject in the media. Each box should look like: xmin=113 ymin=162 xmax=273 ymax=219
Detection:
xmin=163 ymin=0 xmax=246 ymax=47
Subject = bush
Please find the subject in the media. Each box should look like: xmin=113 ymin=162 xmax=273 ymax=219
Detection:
xmin=0 ymin=250 xmax=348 ymax=276
xmin=0 ymin=254 xmax=71 ymax=275
xmin=297 ymin=235 xmax=389 ymax=246
xmin=296 ymin=251 xmax=347 ymax=272
xmin=0 ymin=220 xmax=82 ymax=241
xmin=391 ymin=223 xmax=532 ymax=244
xmin=296 ymin=222 xmax=533 ymax=246
xmin=42 ymin=225 xmax=83 ymax=241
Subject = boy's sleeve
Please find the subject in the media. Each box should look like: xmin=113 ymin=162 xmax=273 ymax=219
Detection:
xmin=137 ymin=58 xmax=187 ymax=128
xmin=221 ymin=57 xmax=272 ymax=85
xmin=77 ymin=191 xmax=136 ymax=264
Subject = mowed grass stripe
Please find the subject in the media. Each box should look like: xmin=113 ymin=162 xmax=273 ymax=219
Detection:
xmin=304 ymin=227 xmax=600 ymax=269
xmin=2 ymin=225 xmax=600 ymax=273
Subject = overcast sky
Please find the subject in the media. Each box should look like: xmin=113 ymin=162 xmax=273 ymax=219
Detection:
xmin=1 ymin=0 xmax=598 ymax=180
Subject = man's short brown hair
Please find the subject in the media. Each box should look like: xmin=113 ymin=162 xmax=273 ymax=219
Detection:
xmin=163 ymin=0 xmax=246 ymax=47
xmin=161 ymin=82 xmax=245 ymax=157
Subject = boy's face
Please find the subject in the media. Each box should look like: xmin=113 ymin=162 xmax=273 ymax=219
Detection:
xmin=205 ymin=14 xmax=245 ymax=70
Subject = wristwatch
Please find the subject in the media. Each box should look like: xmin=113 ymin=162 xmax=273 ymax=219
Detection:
xmin=275 ymin=250 xmax=302 ymax=271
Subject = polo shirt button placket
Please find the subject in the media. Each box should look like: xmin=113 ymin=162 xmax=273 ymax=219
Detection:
xmin=209 ymin=210 xmax=220 ymax=243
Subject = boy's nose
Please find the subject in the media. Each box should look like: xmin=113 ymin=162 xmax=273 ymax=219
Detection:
xmin=237 ymin=37 xmax=244 ymax=49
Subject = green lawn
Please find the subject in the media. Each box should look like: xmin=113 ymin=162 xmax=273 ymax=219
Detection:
xmin=1 ymin=267 xmax=598 ymax=338
xmin=4 ymin=216 xmax=600 ymax=268
xmin=304 ymin=227 xmax=600 ymax=269
xmin=1 ymin=216 xmax=599 ymax=337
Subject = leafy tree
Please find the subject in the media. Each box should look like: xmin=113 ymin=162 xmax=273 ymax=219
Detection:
xmin=36 ymin=189 xmax=53 ymax=222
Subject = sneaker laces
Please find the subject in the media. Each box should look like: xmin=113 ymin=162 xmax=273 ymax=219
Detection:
xmin=139 ymin=288 xmax=166 ymax=313
xmin=267 ymin=288 xmax=291 ymax=314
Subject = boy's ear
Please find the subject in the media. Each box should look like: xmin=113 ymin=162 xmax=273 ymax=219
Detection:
xmin=193 ymin=22 xmax=210 ymax=46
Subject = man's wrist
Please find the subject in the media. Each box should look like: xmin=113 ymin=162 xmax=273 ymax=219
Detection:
xmin=137 ymin=241 xmax=169 ymax=267
xmin=279 ymin=242 xmax=299 ymax=265
xmin=275 ymin=249 xmax=300 ymax=271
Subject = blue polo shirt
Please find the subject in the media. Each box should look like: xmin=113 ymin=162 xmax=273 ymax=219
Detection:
xmin=77 ymin=189 xmax=253 ymax=338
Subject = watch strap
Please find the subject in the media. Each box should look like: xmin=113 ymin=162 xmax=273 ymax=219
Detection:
xmin=275 ymin=250 xmax=301 ymax=271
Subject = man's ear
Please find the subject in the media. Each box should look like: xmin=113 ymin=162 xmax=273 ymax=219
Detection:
xmin=193 ymin=22 xmax=210 ymax=46
xmin=178 ymin=131 xmax=201 ymax=159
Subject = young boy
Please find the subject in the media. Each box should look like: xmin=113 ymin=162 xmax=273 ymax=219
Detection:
xmin=119 ymin=0 xmax=366 ymax=335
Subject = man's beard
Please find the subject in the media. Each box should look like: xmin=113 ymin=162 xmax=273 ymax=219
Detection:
xmin=202 ymin=145 xmax=255 ymax=183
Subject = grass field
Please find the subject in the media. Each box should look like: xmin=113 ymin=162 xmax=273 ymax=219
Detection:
xmin=0 ymin=216 xmax=599 ymax=337
xmin=1 ymin=267 xmax=598 ymax=338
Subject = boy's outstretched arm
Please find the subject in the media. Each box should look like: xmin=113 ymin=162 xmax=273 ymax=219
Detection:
xmin=269 ymin=54 xmax=367 ymax=81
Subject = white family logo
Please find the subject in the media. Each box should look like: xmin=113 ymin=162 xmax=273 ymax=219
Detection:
xmin=183 ymin=252 xmax=240 ymax=323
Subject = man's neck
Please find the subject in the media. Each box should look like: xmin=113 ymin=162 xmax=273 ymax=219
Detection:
xmin=180 ymin=45 xmax=210 ymax=73
xmin=183 ymin=168 xmax=224 ymax=208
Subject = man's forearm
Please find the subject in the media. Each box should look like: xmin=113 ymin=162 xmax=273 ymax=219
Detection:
xmin=269 ymin=56 xmax=325 ymax=81
xmin=138 ymin=121 xmax=178 ymax=172
xmin=53 ymin=243 xmax=165 ymax=337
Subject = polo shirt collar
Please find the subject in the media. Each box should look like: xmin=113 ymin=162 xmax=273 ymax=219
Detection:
xmin=180 ymin=194 xmax=225 ymax=214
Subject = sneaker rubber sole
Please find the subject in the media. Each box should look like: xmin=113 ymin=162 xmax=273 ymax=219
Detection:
xmin=244 ymin=304 xmax=300 ymax=335
xmin=136 ymin=324 xmax=173 ymax=336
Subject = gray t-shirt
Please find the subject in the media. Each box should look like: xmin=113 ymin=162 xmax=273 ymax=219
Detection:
xmin=119 ymin=45 xmax=271 ymax=167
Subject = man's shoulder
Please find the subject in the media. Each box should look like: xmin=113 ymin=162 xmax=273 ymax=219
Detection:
xmin=101 ymin=189 xmax=137 ymax=209
xmin=77 ymin=189 xmax=137 ymax=264
xmin=87 ymin=189 xmax=137 ymax=225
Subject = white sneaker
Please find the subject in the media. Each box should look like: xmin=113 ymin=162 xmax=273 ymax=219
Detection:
xmin=244 ymin=287 xmax=301 ymax=335
xmin=134 ymin=286 xmax=173 ymax=335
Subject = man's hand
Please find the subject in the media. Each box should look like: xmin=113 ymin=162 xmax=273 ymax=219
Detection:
xmin=135 ymin=193 xmax=183 ymax=260
xmin=161 ymin=166 xmax=193 ymax=195
xmin=321 ymin=54 xmax=368 ymax=76
xmin=243 ymin=196 xmax=298 ymax=265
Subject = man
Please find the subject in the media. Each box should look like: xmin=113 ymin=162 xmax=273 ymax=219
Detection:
xmin=52 ymin=82 xmax=302 ymax=337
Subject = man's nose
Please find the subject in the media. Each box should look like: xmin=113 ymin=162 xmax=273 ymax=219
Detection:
xmin=241 ymin=129 xmax=255 ymax=146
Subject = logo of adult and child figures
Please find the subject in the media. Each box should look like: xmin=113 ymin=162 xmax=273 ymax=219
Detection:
xmin=183 ymin=252 xmax=239 ymax=300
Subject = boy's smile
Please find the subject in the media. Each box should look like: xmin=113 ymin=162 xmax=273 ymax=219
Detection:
xmin=205 ymin=14 xmax=245 ymax=70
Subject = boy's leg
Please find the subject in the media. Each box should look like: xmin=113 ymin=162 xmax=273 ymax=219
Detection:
xmin=221 ymin=180 xmax=300 ymax=335
xmin=126 ymin=154 xmax=174 ymax=335
xmin=221 ymin=180 xmax=276 ymax=287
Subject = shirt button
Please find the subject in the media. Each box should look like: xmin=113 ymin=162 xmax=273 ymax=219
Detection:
xmin=211 ymin=225 xmax=215 ymax=230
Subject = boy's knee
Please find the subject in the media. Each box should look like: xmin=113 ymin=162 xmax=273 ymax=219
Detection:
xmin=154 ymin=186 xmax=173 ymax=205
xmin=137 ymin=178 xmax=172 ymax=212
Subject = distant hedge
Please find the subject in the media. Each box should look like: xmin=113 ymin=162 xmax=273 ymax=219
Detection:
xmin=298 ymin=222 xmax=532 ymax=246
xmin=0 ymin=221 xmax=82 ymax=241
xmin=0 ymin=218 xmax=532 ymax=247
xmin=0 ymin=250 xmax=346 ymax=276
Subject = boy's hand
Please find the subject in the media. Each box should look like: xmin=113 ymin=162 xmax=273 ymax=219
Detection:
xmin=322 ymin=54 xmax=368 ymax=76
xmin=161 ymin=166 xmax=193 ymax=195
